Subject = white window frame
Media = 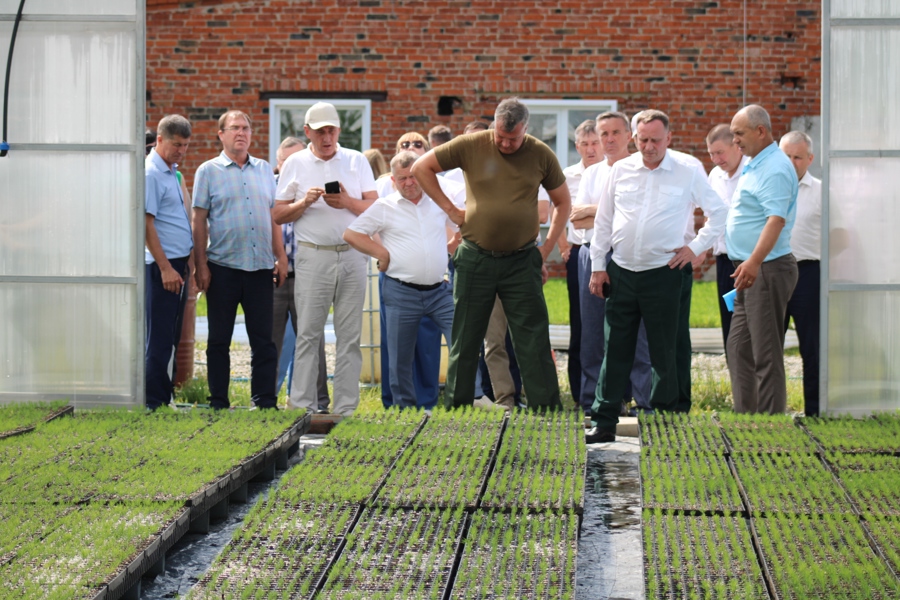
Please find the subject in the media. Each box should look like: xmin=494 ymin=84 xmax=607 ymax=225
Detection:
xmin=268 ymin=98 xmax=372 ymax=165
xmin=521 ymin=99 xmax=618 ymax=165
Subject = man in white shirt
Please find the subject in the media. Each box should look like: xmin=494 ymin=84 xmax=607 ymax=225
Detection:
xmin=273 ymin=102 xmax=378 ymax=416
xmin=707 ymin=124 xmax=750 ymax=350
xmin=586 ymin=110 xmax=727 ymax=443
xmin=780 ymin=130 xmax=821 ymax=416
xmin=573 ymin=111 xmax=652 ymax=416
xmin=344 ymin=151 xmax=457 ymax=409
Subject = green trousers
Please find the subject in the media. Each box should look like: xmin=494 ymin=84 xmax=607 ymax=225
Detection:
xmin=445 ymin=240 xmax=561 ymax=410
xmin=591 ymin=260 xmax=684 ymax=431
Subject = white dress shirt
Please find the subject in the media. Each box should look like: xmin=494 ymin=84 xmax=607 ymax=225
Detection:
xmin=790 ymin=171 xmax=822 ymax=261
xmin=275 ymin=144 xmax=377 ymax=245
xmin=574 ymin=160 xmax=614 ymax=246
xmin=590 ymin=150 xmax=728 ymax=272
xmin=708 ymin=155 xmax=750 ymax=255
xmin=563 ymin=160 xmax=587 ymax=245
xmin=348 ymin=191 xmax=456 ymax=285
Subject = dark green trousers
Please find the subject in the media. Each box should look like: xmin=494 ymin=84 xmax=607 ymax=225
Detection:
xmin=446 ymin=240 xmax=561 ymax=410
xmin=591 ymin=260 xmax=683 ymax=431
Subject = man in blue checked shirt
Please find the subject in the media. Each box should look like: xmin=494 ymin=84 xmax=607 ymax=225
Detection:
xmin=192 ymin=110 xmax=288 ymax=409
xmin=144 ymin=114 xmax=193 ymax=410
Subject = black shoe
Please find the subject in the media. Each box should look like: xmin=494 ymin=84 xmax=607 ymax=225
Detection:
xmin=316 ymin=408 xmax=330 ymax=415
xmin=585 ymin=427 xmax=616 ymax=444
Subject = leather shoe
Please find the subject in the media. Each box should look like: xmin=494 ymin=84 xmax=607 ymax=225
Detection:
xmin=585 ymin=427 xmax=615 ymax=444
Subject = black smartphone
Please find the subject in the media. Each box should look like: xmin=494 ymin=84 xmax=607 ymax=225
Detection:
xmin=324 ymin=181 xmax=340 ymax=194
xmin=602 ymin=282 xmax=610 ymax=297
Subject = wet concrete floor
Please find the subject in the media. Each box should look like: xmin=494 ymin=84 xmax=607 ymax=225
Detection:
xmin=142 ymin=435 xmax=644 ymax=600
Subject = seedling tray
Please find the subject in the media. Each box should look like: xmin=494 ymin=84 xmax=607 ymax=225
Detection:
xmin=639 ymin=412 xmax=726 ymax=455
xmin=716 ymin=413 xmax=818 ymax=454
xmin=449 ymin=510 xmax=578 ymax=600
xmin=373 ymin=410 xmax=505 ymax=510
xmin=642 ymin=510 xmax=768 ymax=600
xmin=640 ymin=452 xmax=744 ymax=514
xmin=754 ymin=514 xmax=900 ymax=600
xmin=0 ymin=404 xmax=73 ymax=440
xmin=803 ymin=415 xmax=900 ymax=454
xmin=189 ymin=501 xmax=361 ymax=600
xmin=826 ymin=453 xmax=900 ymax=517
xmin=731 ymin=453 xmax=855 ymax=516
xmin=317 ymin=507 xmax=466 ymax=600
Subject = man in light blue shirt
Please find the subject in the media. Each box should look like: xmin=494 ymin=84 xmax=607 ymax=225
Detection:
xmin=726 ymin=104 xmax=799 ymax=415
xmin=145 ymin=114 xmax=193 ymax=410
xmin=193 ymin=110 xmax=288 ymax=409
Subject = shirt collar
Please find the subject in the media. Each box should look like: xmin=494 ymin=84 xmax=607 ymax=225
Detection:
xmin=799 ymin=171 xmax=814 ymax=187
xmin=310 ymin=143 xmax=343 ymax=164
xmin=637 ymin=149 xmax=674 ymax=172
xmin=218 ymin=150 xmax=257 ymax=169
xmin=744 ymin=142 xmax=779 ymax=173
xmin=148 ymin=148 xmax=177 ymax=174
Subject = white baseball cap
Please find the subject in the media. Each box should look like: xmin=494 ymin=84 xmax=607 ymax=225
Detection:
xmin=305 ymin=102 xmax=341 ymax=129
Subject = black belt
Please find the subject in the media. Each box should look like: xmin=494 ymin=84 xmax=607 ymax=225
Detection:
xmin=797 ymin=259 xmax=820 ymax=265
xmin=583 ymin=242 xmax=591 ymax=248
xmin=388 ymin=276 xmax=443 ymax=292
xmin=462 ymin=238 xmax=537 ymax=257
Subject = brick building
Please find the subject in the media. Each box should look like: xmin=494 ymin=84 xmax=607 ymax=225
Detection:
xmin=146 ymin=0 xmax=821 ymax=275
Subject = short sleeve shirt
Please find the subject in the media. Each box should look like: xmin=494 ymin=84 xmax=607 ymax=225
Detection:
xmin=145 ymin=149 xmax=192 ymax=263
xmin=192 ymin=152 xmax=277 ymax=271
xmin=275 ymin=145 xmax=377 ymax=246
xmin=434 ymin=130 xmax=566 ymax=251
xmin=725 ymin=143 xmax=798 ymax=262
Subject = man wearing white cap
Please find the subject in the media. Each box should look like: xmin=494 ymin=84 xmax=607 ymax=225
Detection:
xmin=274 ymin=102 xmax=378 ymax=415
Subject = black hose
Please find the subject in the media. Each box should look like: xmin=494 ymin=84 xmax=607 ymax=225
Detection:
xmin=1 ymin=0 xmax=27 ymax=157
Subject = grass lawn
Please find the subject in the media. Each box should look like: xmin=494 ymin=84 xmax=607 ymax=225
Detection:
xmin=544 ymin=278 xmax=722 ymax=328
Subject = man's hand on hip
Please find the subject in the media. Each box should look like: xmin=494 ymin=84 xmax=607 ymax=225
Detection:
xmin=668 ymin=246 xmax=697 ymax=270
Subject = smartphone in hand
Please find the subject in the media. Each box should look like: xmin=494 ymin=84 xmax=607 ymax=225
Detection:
xmin=324 ymin=181 xmax=340 ymax=194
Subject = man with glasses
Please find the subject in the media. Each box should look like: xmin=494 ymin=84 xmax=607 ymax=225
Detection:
xmin=274 ymin=102 xmax=378 ymax=416
xmin=192 ymin=110 xmax=288 ymax=409
xmin=412 ymin=97 xmax=572 ymax=410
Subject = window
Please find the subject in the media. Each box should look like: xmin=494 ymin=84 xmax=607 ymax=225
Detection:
xmin=268 ymin=99 xmax=371 ymax=164
xmin=521 ymin=99 xmax=618 ymax=167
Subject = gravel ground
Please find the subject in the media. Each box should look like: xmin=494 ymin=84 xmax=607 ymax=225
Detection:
xmin=196 ymin=342 xmax=801 ymax=387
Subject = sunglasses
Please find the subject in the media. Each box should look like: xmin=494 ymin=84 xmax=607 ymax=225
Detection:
xmin=400 ymin=141 xmax=424 ymax=150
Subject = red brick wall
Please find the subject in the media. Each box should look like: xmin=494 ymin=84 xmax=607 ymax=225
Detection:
xmin=146 ymin=0 xmax=820 ymax=274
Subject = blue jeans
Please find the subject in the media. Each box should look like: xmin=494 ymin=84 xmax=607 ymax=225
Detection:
xmin=206 ymin=262 xmax=277 ymax=409
xmin=382 ymin=276 xmax=454 ymax=409
xmin=145 ymin=257 xmax=189 ymax=410
xmin=378 ymin=272 xmax=443 ymax=410
xmin=578 ymin=246 xmax=651 ymax=411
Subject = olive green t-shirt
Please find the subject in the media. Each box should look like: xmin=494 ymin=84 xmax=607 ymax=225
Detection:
xmin=434 ymin=130 xmax=566 ymax=251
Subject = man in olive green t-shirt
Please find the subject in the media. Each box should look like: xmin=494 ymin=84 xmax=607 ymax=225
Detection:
xmin=412 ymin=97 xmax=572 ymax=409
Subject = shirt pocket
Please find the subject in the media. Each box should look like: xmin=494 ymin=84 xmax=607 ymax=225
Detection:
xmin=614 ymin=183 xmax=641 ymax=208
xmin=658 ymin=184 xmax=685 ymax=200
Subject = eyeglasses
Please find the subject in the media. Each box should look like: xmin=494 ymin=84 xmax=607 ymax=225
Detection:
xmin=223 ymin=126 xmax=252 ymax=133
xmin=400 ymin=141 xmax=424 ymax=150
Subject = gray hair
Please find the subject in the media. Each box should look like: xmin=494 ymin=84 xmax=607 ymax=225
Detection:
xmin=706 ymin=124 xmax=734 ymax=146
xmin=276 ymin=136 xmax=304 ymax=163
xmin=157 ymin=114 xmax=192 ymax=139
xmin=494 ymin=97 xmax=529 ymax=132
xmin=596 ymin=111 xmax=631 ymax=133
xmin=574 ymin=119 xmax=597 ymax=139
xmin=390 ymin=150 xmax=420 ymax=172
xmin=740 ymin=105 xmax=772 ymax=133
xmin=780 ymin=130 xmax=814 ymax=153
